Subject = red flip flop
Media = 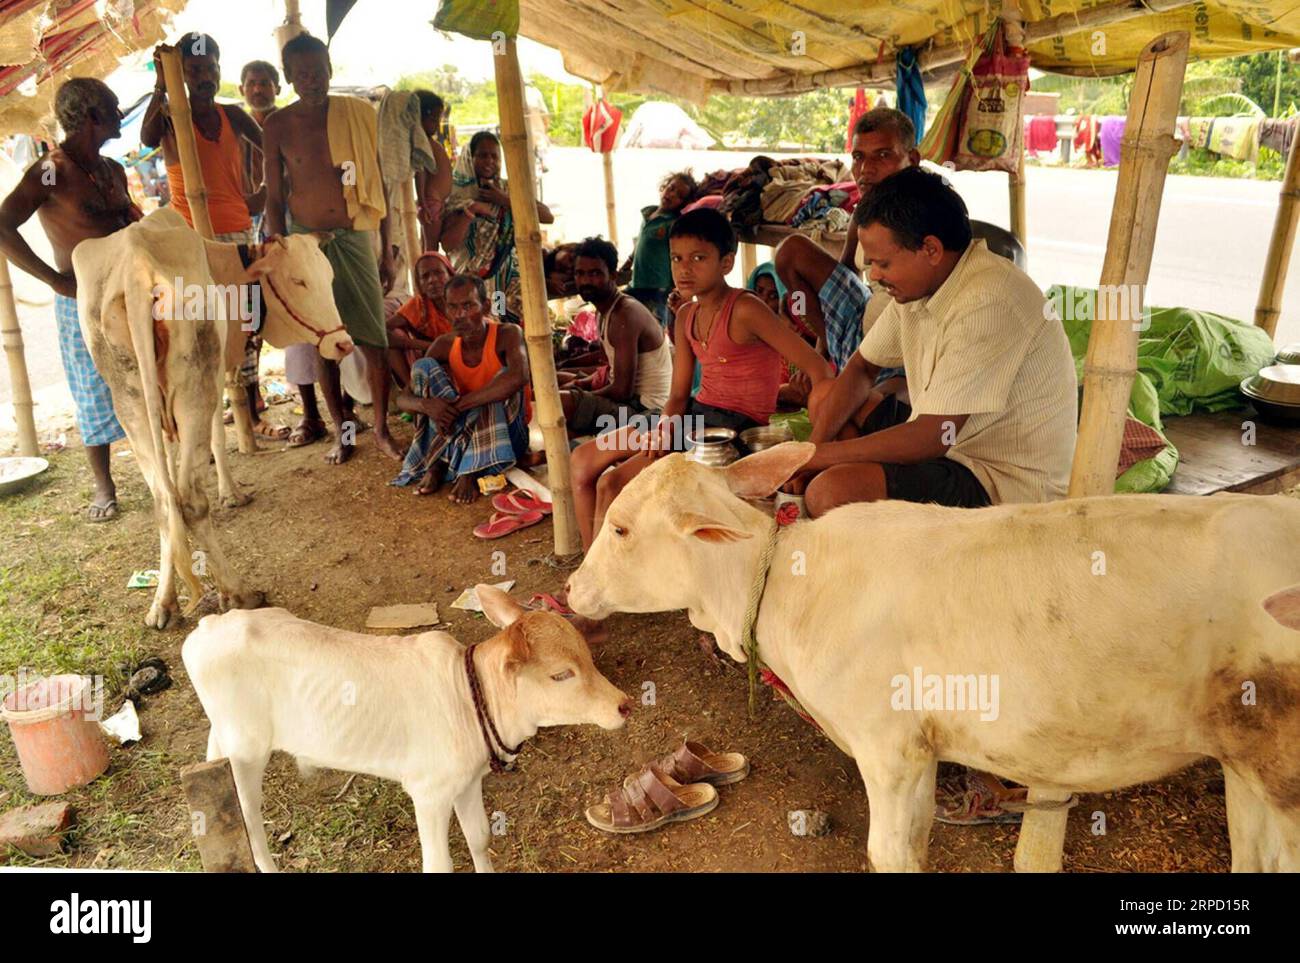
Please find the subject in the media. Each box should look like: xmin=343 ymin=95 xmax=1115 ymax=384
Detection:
xmin=473 ymin=509 xmax=544 ymax=540
xmin=491 ymin=489 xmax=553 ymax=516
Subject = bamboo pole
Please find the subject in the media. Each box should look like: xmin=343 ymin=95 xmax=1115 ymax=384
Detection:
xmin=160 ymin=46 xmax=256 ymax=454
xmin=494 ymin=36 xmax=581 ymax=557
xmin=1013 ymin=32 xmax=1188 ymax=876
xmin=740 ymin=242 xmax=757 ymax=280
xmin=602 ymin=150 xmax=618 ymax=244
xmin=1253 ymin=130 xmax=1300 ymax=338
xmin=726 ymin=0 xmax=1195 ymax=97
xmin=0 ymin=255 xmax=38 ymax=455
xmin=401 ymin=174 xmax=422 ymax=294
xmin=1005 ymin=1 xmax=1028 ymax=249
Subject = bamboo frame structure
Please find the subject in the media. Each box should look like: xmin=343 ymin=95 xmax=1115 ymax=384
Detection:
xmin=159 ymin=46 xmax=256 ymax=454
xmin=494 ymin=36 xmax=581 ymax=557
xmin=1005 ymin=1 xmax=1029 ymax=248
xmin=1011 ymin=32 xmax=1189 ymax=875
xmin=1253 ymin=130 xmax=1300 ymax=338
xmin=400 ymin=174 xmax=422 ymax=294
xmin=0 ymin=255 xmax=38 ymax=455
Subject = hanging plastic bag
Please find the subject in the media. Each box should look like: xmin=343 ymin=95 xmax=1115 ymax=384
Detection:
xmin=953 ymin=25 xmax=1031 ymax=172
xmin=582 ymin=99 xmax=623 ymax=153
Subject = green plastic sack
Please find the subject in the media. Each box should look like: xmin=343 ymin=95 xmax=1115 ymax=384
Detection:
xmin=433 ymin=0 xmax=518 ymax=41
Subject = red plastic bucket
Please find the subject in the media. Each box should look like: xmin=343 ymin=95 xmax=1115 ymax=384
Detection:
xmin=2 ymin=674 xmax=109 ymax=794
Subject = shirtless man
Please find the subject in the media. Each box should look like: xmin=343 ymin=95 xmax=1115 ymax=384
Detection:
xmin=559 ymin=236 xmax=672 ymax=436
xmin=0 ymin=79 xmax=139 ymax=521
xmin=262 ymin=32 xmax=400 ymax=464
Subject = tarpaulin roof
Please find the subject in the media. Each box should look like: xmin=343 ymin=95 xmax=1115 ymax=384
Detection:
xmin=517 ymin=0 xmax=1300 ymax=102
xmin=0 ymin=0 xmax=186 ymax=136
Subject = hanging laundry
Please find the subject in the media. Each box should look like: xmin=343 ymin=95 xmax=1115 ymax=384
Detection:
xmin=1260 ymin=117 xmax=1297 ymax=157
xmin=1100 ymin=116 xmax=1126 ymax=167
xmin=845 ymin=88 xmax=870 ymax=152
xmin=896 ymin=47 xmax=927 ymax=140
xmin=1025 ymin=115 xmax=1058 ymax=155
xmin=1074 ymin=114 xmax=1102 ymax=165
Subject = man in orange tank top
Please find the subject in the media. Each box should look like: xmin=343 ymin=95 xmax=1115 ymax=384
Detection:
xmin=392 ymin=274 xmax=530 ymax=505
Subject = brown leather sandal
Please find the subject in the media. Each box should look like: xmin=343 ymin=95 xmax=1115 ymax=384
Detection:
xmin=655 ymin=740 xmax=750 ymax=787
xmin=585 ymin=765 xmax=718 ymax=834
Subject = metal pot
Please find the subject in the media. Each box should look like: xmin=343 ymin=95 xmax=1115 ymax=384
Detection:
xmin=684 ymin=427 xmax=739 ymax=468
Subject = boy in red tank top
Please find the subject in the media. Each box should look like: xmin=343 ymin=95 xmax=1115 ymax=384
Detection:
xmin=565 ymin=208 xmax=832 ymax=643
xmin=391 ymin=274 xmax=530 ymax=505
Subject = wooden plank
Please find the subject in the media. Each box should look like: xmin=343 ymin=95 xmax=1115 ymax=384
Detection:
xmin=1163 ymin=410 xmax=1300 ymax=496
xmin=736 ymin=223 xmax=844 ymax=258
xmin=181 ymin=759 xmax=257 ymax=873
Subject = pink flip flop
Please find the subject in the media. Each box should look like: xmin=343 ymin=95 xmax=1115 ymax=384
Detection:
xmin=473 ymin=509 xmax=544 ymax=540
xmin=491 ymin=489 xmax=553 ymax=516
xmin=528 ymin=592 xmax=572 ymax=615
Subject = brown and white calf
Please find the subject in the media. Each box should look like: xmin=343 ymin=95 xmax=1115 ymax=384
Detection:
xmin=566 ymin=444 xmax=1300 ymax=872
xmin=182 ymin=585 xmax=632 ymax=872
xmin=73 ymin=208 xmax=353 ymax=629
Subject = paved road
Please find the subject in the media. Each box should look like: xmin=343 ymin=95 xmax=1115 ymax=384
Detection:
xmin=5 ymin=146 xmax=1298 ymax=413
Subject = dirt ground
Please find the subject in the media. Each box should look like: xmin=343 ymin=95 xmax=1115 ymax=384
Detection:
xmin=0 ymin=402 xmax=1236 ymax=873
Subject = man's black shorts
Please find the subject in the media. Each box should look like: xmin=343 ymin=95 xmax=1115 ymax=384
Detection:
xmin=860 ymin=394 xmax=991 ymax=509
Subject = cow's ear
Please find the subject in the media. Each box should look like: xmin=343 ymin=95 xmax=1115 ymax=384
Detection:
xmin=725 ymin=441 xmax=816 ymax=498
xmin=245 ymin=241 xmax=286 ymax=278
xmin=673 ymin=511 xmax=752 ymax=543
xmin=478 ymin=584 xmax=526 ymax=628
xmin=1263 ymin=585 xmax=1300 ymax=631
xmin=503 ymin=620 xmax=532 ymax=671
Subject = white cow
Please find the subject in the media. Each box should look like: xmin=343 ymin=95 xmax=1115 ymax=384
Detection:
xmin=566 ymin=443 xmax=1300 ymax=872
xmin=182 ymin=585 xmax=633 ymax=872
xmin=73 ymin=208 xmax=353 ymax=629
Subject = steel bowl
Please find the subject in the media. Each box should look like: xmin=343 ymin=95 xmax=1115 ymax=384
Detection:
xmin=1241 ymin=367 xmax=1300 ymax=424
xmin=0 ymin=456 xmax=50 ymax=496
xmin=1242 ymin=364 xmax=1300 ymax=405
xmin=740 ymin=423 xmax=794 ymax=453
xmin=1276 ymin=343 xmax=1300 ymax=365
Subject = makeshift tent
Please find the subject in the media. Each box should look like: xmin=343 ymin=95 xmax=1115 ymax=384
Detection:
xmin=518 ymin=0 xmax=1300 ymax=102
xmin=620 ymin=101 xmax=715 ymax=149
xmin=0 ymin=0 xmax=186 ymax=137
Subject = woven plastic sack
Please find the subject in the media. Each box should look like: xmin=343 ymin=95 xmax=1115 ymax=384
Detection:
xmin=433 ymin=0 xmax=519 ymax=41
xmin=952 ymin=26 xmax=1030 ymax=173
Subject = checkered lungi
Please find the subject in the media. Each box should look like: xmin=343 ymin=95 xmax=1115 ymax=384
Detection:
xmin=53 ymin=294 xmax=126 ymax=447
xmin=391 ymin=358 xmax=528 ymax=486
xmin=215 ymin=227 xmax=262 ymax=387
xmin=818 ymin=262 xmax=870 ymax=374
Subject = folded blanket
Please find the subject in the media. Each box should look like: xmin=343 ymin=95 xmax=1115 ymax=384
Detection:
xmin=328 ymin=95 xmax=387 ymax=231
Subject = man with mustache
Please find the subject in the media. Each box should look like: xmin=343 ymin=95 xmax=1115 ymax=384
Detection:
xmin=559 ymin=236 xmax=672 ymax=436
xmin=774 ymin=107 xmax=919 ymax=379
xmin=142 ymin=34 xmax=283 ymax=438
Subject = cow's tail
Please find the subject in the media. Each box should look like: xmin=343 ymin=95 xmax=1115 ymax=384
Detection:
xmin=123 ymin=266 xmax=206 ymax=610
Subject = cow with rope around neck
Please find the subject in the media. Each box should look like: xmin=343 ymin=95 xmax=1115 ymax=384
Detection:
xmin=73 ymin=206 xmax=353 ymax=628
xmin=566 ymin=442 xmax=1300 ymax=872
xmin=183 ymin=584 xmax=633 ymax=872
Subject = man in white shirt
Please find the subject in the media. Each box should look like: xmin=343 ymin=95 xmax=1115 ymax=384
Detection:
xmin=792 ymin=167 xmax=1078 ymax=515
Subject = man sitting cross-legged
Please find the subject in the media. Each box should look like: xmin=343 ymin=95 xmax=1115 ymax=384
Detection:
xmin=391 ymin=274 xmax=530 ymax=504
xmin=788 ymin=167 xmax=1078 ymax=515
xmin=774 ymin=107 xmax=919 ymax=378
xmin=560 ymin=236 xmax=673 ymax=437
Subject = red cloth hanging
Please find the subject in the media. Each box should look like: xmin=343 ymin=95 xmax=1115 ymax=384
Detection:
xmin=582 ymin=99 xmax=622 ymax=153
xmin=845 ymin=87 xmax=869 ymax=152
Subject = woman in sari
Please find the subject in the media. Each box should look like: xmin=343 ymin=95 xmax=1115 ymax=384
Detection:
xmin=386 ymin=251 xmax=454 ymax=389
xmin=440 ymin=130 xmax=553 ymax=325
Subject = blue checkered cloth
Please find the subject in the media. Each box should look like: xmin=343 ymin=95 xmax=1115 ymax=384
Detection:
xmin=818 ymin=262 xmax=870 ymax=373
xmin=54 ymin=294 xmax=125 ymax=447
xmin=392 ymin=358 xmax=528 ymax=486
